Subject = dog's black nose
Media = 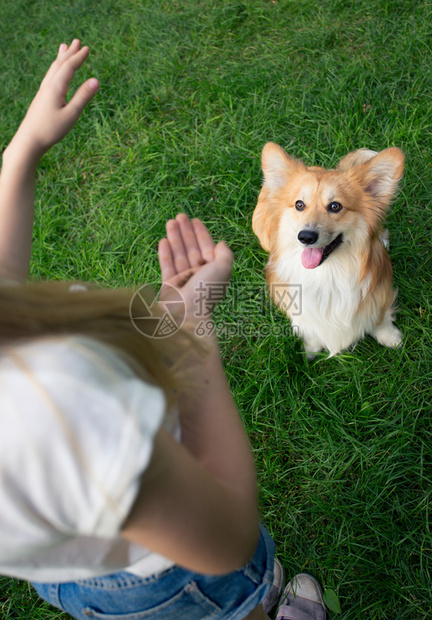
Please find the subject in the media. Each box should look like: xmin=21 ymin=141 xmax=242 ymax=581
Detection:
xmin=298 ymin=229 xmax=319 ymax=245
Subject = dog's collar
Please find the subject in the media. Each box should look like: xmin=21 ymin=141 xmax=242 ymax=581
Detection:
xmin=319 ymin=233 xmax=343 ymax=265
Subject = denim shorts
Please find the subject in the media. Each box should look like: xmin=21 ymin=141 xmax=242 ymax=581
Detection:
xmin=32 ymin=524 xmax=275 ymax=620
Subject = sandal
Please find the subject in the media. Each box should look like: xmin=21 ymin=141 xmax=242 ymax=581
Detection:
xmin=276 ymin=573 xmax=327 ymax=620
xmin=262 ymin=557 xmax=285 ymax=616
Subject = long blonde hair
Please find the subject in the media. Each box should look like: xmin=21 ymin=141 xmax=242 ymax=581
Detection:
xmin=0 ymin=280 xmax=189 ymax=403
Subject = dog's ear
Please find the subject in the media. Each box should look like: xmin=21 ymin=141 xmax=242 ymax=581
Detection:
xmin=337 ymin=148 xmax=378 ymax=171
xmin=252 ymin=187 xmax=272 ymax=251
xmin=353 ymin=147 xmax=404 ymax=208
xmin=261 ymin=142 xmax=304 ymax=190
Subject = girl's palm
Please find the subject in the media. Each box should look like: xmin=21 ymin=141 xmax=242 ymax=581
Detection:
xmin=158 ymin=214 xmax=233 ymax=321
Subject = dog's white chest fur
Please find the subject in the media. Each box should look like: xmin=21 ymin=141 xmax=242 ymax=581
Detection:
xmin=273 ymin=249 xmax=374 ymax=356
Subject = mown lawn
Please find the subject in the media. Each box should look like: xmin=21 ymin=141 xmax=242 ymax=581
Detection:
xmin=1 ymin=1 xmax=431 ymax=618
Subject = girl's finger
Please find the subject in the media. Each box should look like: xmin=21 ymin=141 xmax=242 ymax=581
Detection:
xmin=158 ymin=238 xmax=176 ymax=282
xmin=166 ymin=219 xmax=191 ymax=273
xmin=40 ymin=44 xmax=69 ymax=86
xmin=58 ymin=38 xmax=82 ymax=64
xmin=191 ymin=218 xmax=215 ymax=263
xmin=66 ymin=78 xmax=99 ymax=121
xmin=175 ymin=213 xmax=204 ymax=267
xmin=41 ymin=39 xmax=81 ymax=87
xmin=55 ymin=45 xmax=90 ymax=93
xmin=214 ymin=241 xmax=234 ymax=277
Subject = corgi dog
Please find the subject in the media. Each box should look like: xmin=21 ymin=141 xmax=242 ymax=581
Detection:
xmin=252 ymin=143 xmax=404 ymax=358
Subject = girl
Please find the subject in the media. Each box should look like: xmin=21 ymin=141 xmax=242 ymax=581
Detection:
xmin=0 ymin=40 xmax=326 ymax=620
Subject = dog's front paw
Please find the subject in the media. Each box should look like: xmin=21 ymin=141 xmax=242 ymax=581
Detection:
xmin=304 ymin=340 xmax=323 ymax=360
xmin=374 ymin=323 xmax=402 ymax=349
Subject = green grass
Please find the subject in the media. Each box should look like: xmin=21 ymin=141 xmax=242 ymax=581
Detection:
xmin=1 ymin=0 xmax=432 ymax=618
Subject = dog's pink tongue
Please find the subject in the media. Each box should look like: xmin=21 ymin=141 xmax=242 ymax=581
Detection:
xmin=301 ymin=247 xmax=324 ymax=269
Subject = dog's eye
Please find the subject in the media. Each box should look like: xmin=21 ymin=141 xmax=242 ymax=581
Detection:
xmin=328 ymin=201 xmax=343 ymax=213
xmin=295 ymin=200 xmax=306 ymax=211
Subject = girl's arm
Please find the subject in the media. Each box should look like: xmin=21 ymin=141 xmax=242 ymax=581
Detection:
xmin=161 ymin=214 xmax=258 ymax=524
xmin=122 ymin=426 xmax=259 ymax=575
xmin=122 ymin=215 xmax=260 ymax=575
xmin=0 ymin=39 xmax=99 ymax=282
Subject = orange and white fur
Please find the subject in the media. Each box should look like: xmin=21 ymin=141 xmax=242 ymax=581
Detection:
xmin=252 ymin=143 xmax=404 ymax=358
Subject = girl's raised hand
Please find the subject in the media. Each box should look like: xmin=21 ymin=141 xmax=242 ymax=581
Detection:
xmin=12 ymin=39 xmax=99 ymax=160
xmin=0 ymin=39 xmax=99 ymax=282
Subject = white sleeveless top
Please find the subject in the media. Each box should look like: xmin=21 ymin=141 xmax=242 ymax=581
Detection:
xmin=0 ymin=335 xmax=176 ymax=582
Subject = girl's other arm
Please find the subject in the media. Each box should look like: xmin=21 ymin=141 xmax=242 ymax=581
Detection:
xmin=0 ymin=39 xmax=99 ymax=282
